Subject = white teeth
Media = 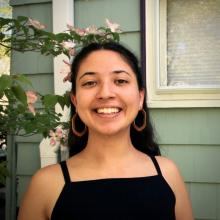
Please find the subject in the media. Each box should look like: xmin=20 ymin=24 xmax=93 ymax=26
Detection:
xmin=96 ymin=108 xmax=120 ymax=114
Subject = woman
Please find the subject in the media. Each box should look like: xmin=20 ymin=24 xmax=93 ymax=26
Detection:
xmin=18 ymin=42 xmax=194 ymax=220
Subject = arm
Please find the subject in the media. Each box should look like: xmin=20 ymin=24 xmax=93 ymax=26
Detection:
xmin=17 ymin=169 xmax=49 ymax=220
xmin=17 ymin=164 xmax=62 ymax=220
xmin=157 ymin=156 xmax=194 ymax=220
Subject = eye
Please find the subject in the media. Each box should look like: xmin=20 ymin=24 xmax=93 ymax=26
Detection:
xmin=81 ymin=81 xmax=97 ymax=88
xmin=115 ymin=79 xmax=129 ymax=85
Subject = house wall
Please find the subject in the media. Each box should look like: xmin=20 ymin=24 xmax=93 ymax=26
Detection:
xmin=9 ymin=0 xmax=220 ymax=220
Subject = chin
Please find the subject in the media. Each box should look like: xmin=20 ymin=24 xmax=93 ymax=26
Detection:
xmin=93 ymin=126 xmax=129 ymax=137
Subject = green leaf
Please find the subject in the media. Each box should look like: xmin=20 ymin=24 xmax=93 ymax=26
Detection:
xmin=0 ymin=74 xmax=12 ymax=91
xmin=43 ymin=94 xmax=58 ymax=108
xmin=11 ymin=85 xmax=27 ymax=105
xmin=0 ymin=91 xmax=4 ymax=99
xmin=0 ymin=17 xmax=13 ymax=27
xmin=14 ymin=74 xmax=33 ymax=87
xmin=17 ymin=16 xmax=29 ymax=23
xmin=56 ymin=94 xmax=70 ymax=110
xmin=0 ymin=161 xmax=9 ymax=186
xmin=55 ymin=33 xmax=72 ymax=42
xmin=57 ymin=95 xmax=66 ymax=110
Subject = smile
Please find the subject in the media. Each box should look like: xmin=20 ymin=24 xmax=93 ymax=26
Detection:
xmin=95 ymin=107 xmax=122 ymax=114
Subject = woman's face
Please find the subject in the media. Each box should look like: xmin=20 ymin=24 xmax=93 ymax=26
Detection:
xmin=71 ymin=50 xmax=144 ymax=136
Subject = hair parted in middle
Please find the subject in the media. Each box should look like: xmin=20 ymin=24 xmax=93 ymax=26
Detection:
xmin=68 ymin=41 xmax=160 ymax=157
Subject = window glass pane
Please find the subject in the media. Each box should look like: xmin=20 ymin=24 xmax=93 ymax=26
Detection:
xmin=167 ymin=0 xmax=220 ymax=86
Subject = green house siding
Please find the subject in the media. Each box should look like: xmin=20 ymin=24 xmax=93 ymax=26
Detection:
xmin=75 ymin=0 xmax=141 ymax=58
xmin=151 ymin=108 xmax=220 ymax=219
xmin=8 ymin=0 xmax=220 ymax=220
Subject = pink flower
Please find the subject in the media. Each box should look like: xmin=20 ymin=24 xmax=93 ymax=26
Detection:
xmin=60 ymin=60 xmax=72 ymax=82
xmin=67 ymin=24 xmax=86 ymax=36
xmin=61 ymin=41 xmax=76 ymax=50
xmin=26 ymin=91 xmax=38 ymax=115
xmin=105 ymin=18 xmax=121 ymax=33
xmin=26 ymin=90 xmax=38 ymax=104
xmin=67 ymin=23 xmax=74 ymax=30
xmin=85 ymin=26 xmax=99 ymax=34
xmin=50 ymin=137 xmax=57 ymax=146
xmin=49 ymin=128 xmax=68 ymax=147
xmin=75 ymin=28 xmax=87 ymax=36
xmin=60 ymin=41 xmax=76 ymax=57
xmin=28 ymin=18 xmax=46 ymax=30
xmin=68 ymin=48 xmax=76 ymax=56
xmin=55 ymin=128 xmax=63 ymax=139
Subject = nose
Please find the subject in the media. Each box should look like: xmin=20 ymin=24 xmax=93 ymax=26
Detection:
xmin=96 ymin=82 xmax=115 ymax=100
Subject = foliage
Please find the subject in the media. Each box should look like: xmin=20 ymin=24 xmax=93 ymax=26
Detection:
xmin=0 ymin=16 xmax=120 ymax=57
xmin=0 ymin=74 xmax=70 ymax=137
xmin=0 ymin=15 xmax=121 ymax=184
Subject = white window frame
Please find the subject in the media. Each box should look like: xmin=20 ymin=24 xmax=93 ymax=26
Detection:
xmin=145 ymin=0 xmax=220 ymax=108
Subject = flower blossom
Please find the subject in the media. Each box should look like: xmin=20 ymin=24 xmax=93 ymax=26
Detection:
xmin=61 ymin=41 xmax=76 ymax=56
xmin=85 ymin=25 xmax=99 ymax=35
xmin=105 ymin=18 xmax=121 ymax=33
xmin=60 ymin=60 xmax=72 ymax=82
xmin=68 ymin=48 xmax=76 ymax=56
xmin=26 ymin=90 xmax=38 ymax=115
xmin=49 ymin=130 xmax=57 ymax=146
xmin=49 ymin=127 xmax=68 ymax=147
xmin=67 ymin=23 xmax=87 ymax=36
xmin=28 ymin=18 xmax=46 ymax=30
xmin=67 ymin=23 xmax=74 ymax=30
xmin=74 ymin=28 xmax=87 ymax=36
xmin=61 ymin=41 xmax=76 ymax=50
xmin=55 ymin=127 xmax=63 ymax=139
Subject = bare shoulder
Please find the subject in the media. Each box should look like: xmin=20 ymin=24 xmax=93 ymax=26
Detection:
xmin=154 ymin=156 xmax=184 ymax=192
xmin=155 ymin=156 xmax=180 ymax=175
xmin=32 ymin=163 xmax=63 ymax=185
xmin=27 ymin=163 xmax=63 ymax=194
xmin=154 ymin=156 xmax=194 ymax=219
xmin=18 ymin=163 xmax=64 ymax=220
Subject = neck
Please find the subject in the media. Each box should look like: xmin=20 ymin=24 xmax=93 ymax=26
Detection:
xmin=81 ymin=129 xmax=137 ymax=164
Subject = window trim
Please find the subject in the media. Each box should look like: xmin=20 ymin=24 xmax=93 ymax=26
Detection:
xmin=52 ymin=0 xmax=73 ymax=96
xmin=144 ymin=0 xmax=220 ymax=108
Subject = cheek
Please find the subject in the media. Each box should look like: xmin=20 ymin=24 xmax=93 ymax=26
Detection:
xmin=75 ymin=91 xmax=93 ymax=112
xmin=124 ymin=87 xmax=142 ymax=105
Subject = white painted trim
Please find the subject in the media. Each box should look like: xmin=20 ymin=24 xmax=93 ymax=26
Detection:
xmin=39 ymin=0 xmax=74 ymax=166
xmin=52 ymin=0 xmax=73 ymax=95
xmin=145 ymin=0 xmax=220 ymax=108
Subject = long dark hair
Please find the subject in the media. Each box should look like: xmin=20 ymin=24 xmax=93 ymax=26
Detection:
xmin=68 ymin=42 xmax=160 ymax=156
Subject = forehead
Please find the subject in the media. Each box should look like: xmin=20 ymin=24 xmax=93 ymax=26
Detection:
xmin=77 ymin=50 xmax=134 ymax=75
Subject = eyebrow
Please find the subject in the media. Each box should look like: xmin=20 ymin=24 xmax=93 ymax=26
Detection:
xmin=79 ymin=70 xmax=131 ymax=80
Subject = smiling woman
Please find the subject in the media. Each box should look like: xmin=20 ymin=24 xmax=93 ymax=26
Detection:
xmin=17 ymin=42 xmax=194 ymax=220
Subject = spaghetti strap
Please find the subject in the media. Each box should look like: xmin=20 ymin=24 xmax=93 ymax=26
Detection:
xmin=60 ymin=161 xmax=71 ymax=183
xmin=150 ymin=156 xmax=162 ymax=176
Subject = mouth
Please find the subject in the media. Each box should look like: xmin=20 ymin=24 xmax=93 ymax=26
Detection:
xmin=94 ymin=107 xmax=122 ymax=115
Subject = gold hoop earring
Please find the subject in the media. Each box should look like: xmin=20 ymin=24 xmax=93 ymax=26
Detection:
xmin=72 ymin=113 xmax=87 ymax=137
xmin=132 ymin=109 xmax=147 ymax=132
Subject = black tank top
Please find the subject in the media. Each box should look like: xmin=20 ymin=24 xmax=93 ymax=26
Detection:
xmin=51 ymin=156 xmax=176 ymax=220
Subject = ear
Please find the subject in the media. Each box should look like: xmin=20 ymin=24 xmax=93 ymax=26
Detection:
xmin=70 ymin=93 xmax=77 ymax=107
xmin=139 ymin=89 xmax=145 ymax=110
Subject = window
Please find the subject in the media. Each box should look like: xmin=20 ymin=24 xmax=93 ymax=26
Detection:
xmin=145 ymin=0 xmax=220 ymax=107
